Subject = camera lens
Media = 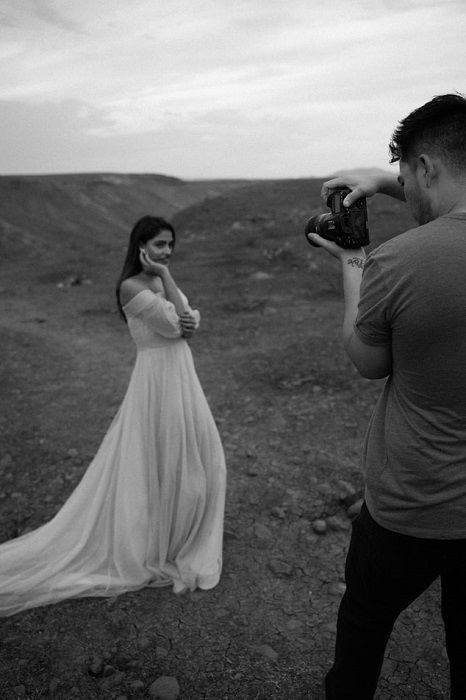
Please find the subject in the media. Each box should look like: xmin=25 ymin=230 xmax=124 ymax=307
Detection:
xmin=305 ymin=215 xmax=325 ymax=247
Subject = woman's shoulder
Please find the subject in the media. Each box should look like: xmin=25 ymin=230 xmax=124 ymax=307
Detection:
xmin=120 ymin=276 xmax=162 ymax=307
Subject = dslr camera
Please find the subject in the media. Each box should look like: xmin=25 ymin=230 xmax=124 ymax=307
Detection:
xmin=305 ymin=187 xmax=369 ymax=249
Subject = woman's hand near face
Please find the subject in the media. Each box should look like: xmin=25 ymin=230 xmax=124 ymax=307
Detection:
xmin=139 ymin=249 xmax=169 ymax=277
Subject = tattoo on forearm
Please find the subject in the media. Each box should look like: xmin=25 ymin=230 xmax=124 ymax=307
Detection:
xmin=347 ymin=257 xmax=365 ymax=269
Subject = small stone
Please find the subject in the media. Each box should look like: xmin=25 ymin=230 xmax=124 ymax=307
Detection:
xmin=88 ymin=656 xmax=105 ymax=677
xmin=109 ymin=671 xmax=125 ymax=685
xmin=148 ymin=676 xmax=180 ymax=699
xmin=270 ymin=506 xmax=286 ymax=519
xmin=136 ymin=636 xmax=152 ymax=650
xmin=336 ymin=479 xmax=356 ymax=497
xmin=0 ymin=454 xmax=13 ymax=467
xmin=329 ymin=582 xmax=347 ymax=596
xmin=223 ymin=529 xmax=237 ymax=540
xmin=156 ymin=646 xmax=169 ymax=659
xmin=102 ymin=664 xmax=116 ymax=677
xmin=312 ymin=519 xmax=327 ymax=535
xmin=285 ymin=618 xmax=304 ymax=630
xmin=347 ymin=498 xmax=363 ymax=519
xmin=323 ymin=621 xmax=337 ymax=634
xmin=129 ymin=680 xmax=145 ymax=691
xmin=250 ymin=271 xmax=272 ymax=281
xmin=48 ymin=678 xmax=60 ymax=695
xmin=67 ymin=448 xmax=79 ymax=458
xmin=13 ymin=687 xmax=26 ymax=697
xmin=326 ymin=515 xmax=351 ymax=532
xmin=253 ymin=523 xmax=273 ymax=540
xmin=252 ymin=644 xmax=278 ymax=661
xmin=317 ymin=482 xmax=333 ymax=497
xmin=268 ymin=559 xmax=294 ymax=577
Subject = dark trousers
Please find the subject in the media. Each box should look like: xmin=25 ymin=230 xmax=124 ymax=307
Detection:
xmin=325 ymin=503 xmax=466 ymax=699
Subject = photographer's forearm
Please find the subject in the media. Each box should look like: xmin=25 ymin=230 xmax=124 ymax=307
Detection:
xmin=340 ymin=253 xmax=365 ymax=348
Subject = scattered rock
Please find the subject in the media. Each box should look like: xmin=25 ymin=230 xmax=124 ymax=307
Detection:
xmin=286 ymin=618 xmax=304 ymax=631
xmin=129 ymin=680 xmax=145 ymax=691
xmin=252 ymin=644 xmax=278 ymax=661
xmin=136 ymin=636 xmax=152 ymax=650
xmin=268 ymin=559 xmax=294 ymax=577
xmin=109 ymin=671 xmax=125 ymax=684
xmin=317 ymin=482 xmax=333 ymax=497
xmin=223 ymin=529 xmax=238 ymax=540
xmin=67 ymin=448 xmax=79 ymax=458
xmin=336 ymin=479 xmax=357 ymax=505
xmin=102 ymin=664 xmax=116 ymax=677
xmin=270 ymin=506 xmax=286 ymax=519
xmin=250 ymin=271 xmax=272 ymax=281
xmin=13 ymin=686 xmax=26 ymax=697
xmin=148 ymin=676 xmax=180 ymax=699
xmin=253 ymin=523 xmax=273 ymax=540
xmin=87 ymin=656 xmax=105 ymax=677
xmin=326 ymin=515 xmax=351 ymax=532
xmin=57 ymin=274 xmax=91 ymax=288
xmin=322 ymin=621 xmax=337 ymax=634
xmin=329 ymin=582 xmax=347 ymax=596
xmin=48 ymin=678 xmax=60 ymax=695
xmin=229 ymin=222 xmax=245 ymax=232
xmin=347 ymin=498 xmax=363 ymax=519
xmin=312 ymin=519 xmax=327 ymax=535
xmin=156 ymin=646 xmax=170 ymax=659
xmin=0 ymin=454 xmax=13 ymax=468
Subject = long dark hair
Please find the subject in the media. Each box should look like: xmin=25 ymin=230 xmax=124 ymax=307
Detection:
xmin=116 ymin=216 xmax=176 ymax=321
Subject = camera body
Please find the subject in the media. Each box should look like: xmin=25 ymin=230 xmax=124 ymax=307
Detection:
xmin=305 ymin=187 xmax=369 ymax=249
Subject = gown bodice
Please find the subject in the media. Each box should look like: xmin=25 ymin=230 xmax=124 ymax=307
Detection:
xmin=123 ymin=288 xmax=200 ymax=350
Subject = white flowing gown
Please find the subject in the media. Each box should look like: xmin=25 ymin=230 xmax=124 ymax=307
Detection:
xmin=0 ymin=288 xmax=226 ymax=616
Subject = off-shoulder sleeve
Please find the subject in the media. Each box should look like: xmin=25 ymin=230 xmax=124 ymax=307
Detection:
xmin=124 ymin=289 xmax=182 ymax=338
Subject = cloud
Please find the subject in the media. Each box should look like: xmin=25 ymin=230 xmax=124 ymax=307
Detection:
xmin=0 ymin=0 xmax=465 ymax=176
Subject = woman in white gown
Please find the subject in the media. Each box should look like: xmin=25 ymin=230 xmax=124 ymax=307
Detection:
xmin=0 ymin=216 xmax=226 ymax=617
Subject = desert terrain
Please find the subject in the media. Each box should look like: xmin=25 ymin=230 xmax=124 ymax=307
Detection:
xmin=0 ymin=173 xmax=448 ymax=698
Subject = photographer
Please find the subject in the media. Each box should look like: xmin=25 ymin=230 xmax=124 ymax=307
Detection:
xmin=308 ymin=94 xmax=466 ymax=699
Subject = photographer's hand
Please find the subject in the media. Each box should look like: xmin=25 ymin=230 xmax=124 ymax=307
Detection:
xmin=307 ymin=232 xmax=365 ymax=262
xmin=321 ymin=169 xmax=405 ymax=207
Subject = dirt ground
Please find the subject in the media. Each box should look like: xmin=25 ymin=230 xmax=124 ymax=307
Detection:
xmin=0 ymin=179 xmax=449 ymax=698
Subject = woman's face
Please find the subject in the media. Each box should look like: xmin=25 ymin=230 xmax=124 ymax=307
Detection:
xmin=142 ymin=229 xmax=175 ymax=266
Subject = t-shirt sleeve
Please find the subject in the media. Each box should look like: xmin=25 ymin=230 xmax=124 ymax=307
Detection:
xmin=354 ymin=255 xmax=392 ymax=346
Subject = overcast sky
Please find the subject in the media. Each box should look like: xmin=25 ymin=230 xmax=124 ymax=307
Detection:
xmin=1 ymin=0 xmax=464 ymax=179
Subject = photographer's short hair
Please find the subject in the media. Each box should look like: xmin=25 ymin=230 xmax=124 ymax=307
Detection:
xmin=389 ymin=93 xmax=466 ymax=173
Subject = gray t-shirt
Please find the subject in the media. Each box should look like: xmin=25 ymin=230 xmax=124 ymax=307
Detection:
xmin=355 ymin=212 xmax=466 ymax=538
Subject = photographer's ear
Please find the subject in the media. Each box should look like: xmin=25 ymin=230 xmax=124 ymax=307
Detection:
xmin=418 ymin=154 xmax=437 ymax=188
